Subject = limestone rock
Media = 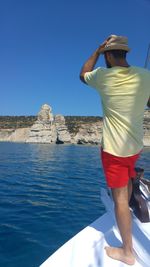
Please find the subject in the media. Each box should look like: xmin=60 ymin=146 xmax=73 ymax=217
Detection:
xmin=26 ymin=122 xmax=57 ymax=143
xmin=143 ymin=110 xmax=150 ymax=146
xmin=26 ymin=104 xmax=57 ymax=143
xmin=55 ymin=115 xmax=71 ymax=143
xmin=0 ymin=129 xmax=16 ymax=141
xmin=0 ymin=107 xmax=149 ymax=146
xmin=0 ymin=128 xmax=29 ymax=142
xmin=73 ymin=122 xmax=103 ymax=145
xmin=143 ymin=135 xmax=150 ymax=146
xmin=9 ymin=128 xmax=30 ymax=142
xmin=144 ymin=110 xmax=150 ymax=119
xmin=37 ymin=104 xmax=54 ymax=124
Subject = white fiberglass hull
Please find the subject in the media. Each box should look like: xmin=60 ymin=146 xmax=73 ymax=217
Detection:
xmin=40 ymin=189 xmax=150 ymax=267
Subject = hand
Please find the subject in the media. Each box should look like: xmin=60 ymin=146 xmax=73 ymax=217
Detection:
xmin=96 ymin=40 xmax=108 ymax=54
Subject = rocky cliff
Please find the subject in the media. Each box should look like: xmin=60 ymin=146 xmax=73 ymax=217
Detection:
xmin=143 ymin=110 xmax=150 ymax=146
xmin=0 ymin=104 xmax=150 ymax=146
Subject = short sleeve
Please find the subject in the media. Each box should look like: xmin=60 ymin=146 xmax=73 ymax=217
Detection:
xmin=84 ymin=67 xmax=104 ymax=90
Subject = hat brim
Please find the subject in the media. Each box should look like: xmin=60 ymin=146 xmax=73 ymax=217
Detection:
xmin=102 ymin=45 xmax=130 ymax=53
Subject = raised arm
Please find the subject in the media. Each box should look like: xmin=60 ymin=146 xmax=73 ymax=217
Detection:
xmin=79 ymin=41 xmax=107 ymax=84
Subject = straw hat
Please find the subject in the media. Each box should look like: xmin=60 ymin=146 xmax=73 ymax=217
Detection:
xmin=102 ymin=34 xmax=130 ymax=53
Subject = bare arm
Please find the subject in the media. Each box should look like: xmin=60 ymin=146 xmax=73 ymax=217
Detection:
xmin=79 ymin=41 xmax=107 ymax=84
xmin=147 ymin=97 xmax=150 ymax=108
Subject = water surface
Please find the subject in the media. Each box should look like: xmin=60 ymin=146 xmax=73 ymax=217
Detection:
xmin=0 ymin=143 xmax=149 ymax=267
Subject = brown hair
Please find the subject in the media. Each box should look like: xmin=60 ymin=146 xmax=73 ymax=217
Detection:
xmin=105 ymin=50 xmax=127 ymax=59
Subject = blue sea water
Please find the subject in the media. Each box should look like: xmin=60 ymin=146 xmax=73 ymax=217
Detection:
xmin=0 ymin=143 xmax=150 ymax=267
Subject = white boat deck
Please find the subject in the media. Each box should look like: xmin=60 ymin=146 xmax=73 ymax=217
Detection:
xmin=40 ymin=189 xmax=150 ymax=267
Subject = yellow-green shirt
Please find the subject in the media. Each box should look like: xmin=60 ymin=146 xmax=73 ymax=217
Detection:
xmin=84 ymin=66 xmax=150 ymax=156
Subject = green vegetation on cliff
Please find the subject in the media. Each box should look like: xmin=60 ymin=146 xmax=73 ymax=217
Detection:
xmin=0 ymin=111 xmax=149 ymax=135
xmin=0 ymin=116 xmax=37 ymax=129
xmin=65 ymin=116 xmax=102 ymax=134
xmin=0 ymin=116 xmax=103 ymax=133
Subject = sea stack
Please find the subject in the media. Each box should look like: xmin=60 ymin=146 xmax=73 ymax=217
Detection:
xmin=26 ymin=104 xmax=57 ymax=143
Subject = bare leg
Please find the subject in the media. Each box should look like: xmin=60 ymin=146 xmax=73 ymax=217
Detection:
xmin=128 ymin=178 xmax=133 ymax=203
xmin=105 ymin=186 xmax=135 ymax=265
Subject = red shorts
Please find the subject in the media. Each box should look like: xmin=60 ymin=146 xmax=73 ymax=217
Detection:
xmin=101 ymin=149 xmax=140 ymax=188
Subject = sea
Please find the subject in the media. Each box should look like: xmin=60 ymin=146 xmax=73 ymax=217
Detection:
xmin=0 ymin=142 xmax=150 ymax=267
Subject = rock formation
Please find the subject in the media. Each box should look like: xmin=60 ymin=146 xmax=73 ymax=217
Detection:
xmin=26 ymin=104 xmax=57 ymax=143
xmin=37 ymin=104 xmax=54 ymax=124
xmin=143 ymin=109 xmax=150 ymax=146
xmin=55 ymin=115 xmax=71 ymax=143
xmin=0 ymin=105 xmax=149 ymax=146
xmin=25 ymin=104 xmax=71 ymax=144
xmin=73 ymin=121 xmax=103 ymax=144
xmin=0 ymin=128 xmax=30 ymax=142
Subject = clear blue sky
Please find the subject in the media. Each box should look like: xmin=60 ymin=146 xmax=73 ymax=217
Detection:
xmin=0 ymin=0 xmax=150 ymax=116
